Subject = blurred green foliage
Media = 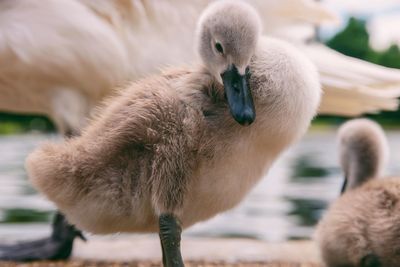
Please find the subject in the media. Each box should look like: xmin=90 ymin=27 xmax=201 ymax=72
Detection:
xmin=323 ymin=17 xmax=400 ymax=125
xmin=1 ymin=208 xmax=52 ymax=223
xmin=0 ymin=113 xmax=54 ymax=135
xmin=327 ymin=17 xmax=400 ymax=69
xmin=327 ymin=17 xmax=370 ymax=60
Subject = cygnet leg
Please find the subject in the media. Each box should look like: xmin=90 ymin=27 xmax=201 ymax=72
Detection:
xmin=0 ymin=212 xmax=85 ymax=261
xmin=159 ymin=214 xmax=184 ymax=267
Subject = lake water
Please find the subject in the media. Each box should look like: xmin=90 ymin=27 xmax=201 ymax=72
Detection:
xmin=1 ymin=129 xmax=400 ymax=243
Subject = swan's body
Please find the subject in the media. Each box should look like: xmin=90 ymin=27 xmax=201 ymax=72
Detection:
xmin=0 ymin=0 xmax=203 ymax=134
xmin=315 ymin=119 xmax=400 ymax=267
xmin=25 ymin=3 xmax=321 ymax=264
xmin=1 ymin=0 xmax=323 ymax=263
xmin=1 ymin=0 xmax=397 ymax=134
xmin=317 ymin=178 xmax=400 ymax=267
xmin=27 ymin=36 xmax=320 ymax=234
xmin=303 ymin=44 xmax=400 ymax=116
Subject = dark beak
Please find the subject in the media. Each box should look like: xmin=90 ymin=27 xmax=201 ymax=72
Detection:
xmin=221 ymin=65 xmax=255 ymax=126
xmin=340 ymin=176 xmax=348 ymax=195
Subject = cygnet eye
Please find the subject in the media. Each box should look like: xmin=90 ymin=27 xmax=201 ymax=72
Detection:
xmin=215 ymin=42 xmax=224 ymax=54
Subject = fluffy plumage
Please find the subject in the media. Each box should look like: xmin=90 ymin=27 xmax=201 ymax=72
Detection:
xmin=315 ymin=119 xmax=400 ymax=267
xmin=26 ymin=35 xmax=320 ymax=234
xmin=338 ymin=119 xmax=389 ymax=190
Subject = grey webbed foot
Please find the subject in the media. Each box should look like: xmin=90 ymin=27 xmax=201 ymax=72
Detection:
xmin=159 ymin=213 xmax=184 ymax=267
xmin=0 ymin=212 xmax=85 ymax=261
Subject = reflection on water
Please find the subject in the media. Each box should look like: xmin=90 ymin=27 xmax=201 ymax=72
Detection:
xmin=286 ymin=198 xmax=327 ymax=227
xmin=285 ymin=152 xmax=334 ymax=237
xmin=1 ymin=129 xmax=400 ymax=242
xmin=291 ymin=154 xmax=331 ymax=180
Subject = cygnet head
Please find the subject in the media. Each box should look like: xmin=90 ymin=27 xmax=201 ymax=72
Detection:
xmin=196 ymin=0 xmax=262 ymax=125
xmin=338 ymin=118 xmax=389 ymax=193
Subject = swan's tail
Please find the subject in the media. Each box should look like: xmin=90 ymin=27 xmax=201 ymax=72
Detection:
xmin=26 ymin=142 xmax=77 ymax=208
xmin=338 ymin=118 xmax=389 ymax=192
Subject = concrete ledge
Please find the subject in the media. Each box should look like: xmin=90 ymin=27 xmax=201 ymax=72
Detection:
xmin=73 ymin=236 xmax=321 ymax=264
xmin=0 ymin=260 xmax=320 ymax=267
xmin=0 ymin=236 xmax=322 ymax=266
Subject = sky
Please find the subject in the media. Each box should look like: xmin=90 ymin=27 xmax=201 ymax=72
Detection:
xmin=324 ymin=0 xmax=400 ymax=15
xmin=320 ymin=0 xmax=400 ymax=50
